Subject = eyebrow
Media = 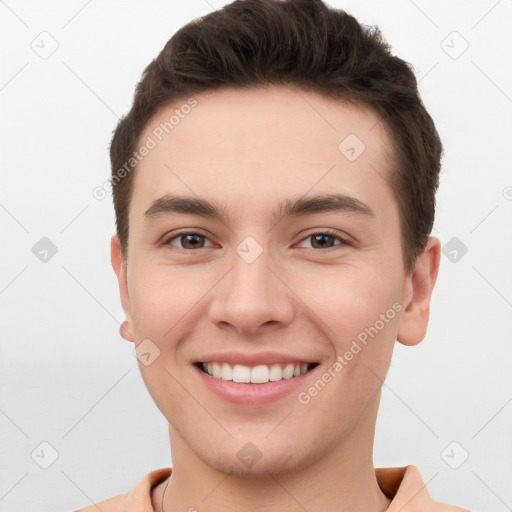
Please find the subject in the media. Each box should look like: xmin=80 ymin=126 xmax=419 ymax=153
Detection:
xmin=144 ymin=193 xmax=374 ymax=222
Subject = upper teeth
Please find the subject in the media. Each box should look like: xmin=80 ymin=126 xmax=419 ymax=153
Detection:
xmin=202 ymin=362 xmax=309 ymax=384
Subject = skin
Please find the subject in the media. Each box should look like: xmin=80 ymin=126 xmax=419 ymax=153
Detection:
xmin=111 ymin=85 xmax=440 ymax=512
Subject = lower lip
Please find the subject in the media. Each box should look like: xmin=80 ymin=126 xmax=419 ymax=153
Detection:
xmin=193 ymin=365 xmax=316 ymax=405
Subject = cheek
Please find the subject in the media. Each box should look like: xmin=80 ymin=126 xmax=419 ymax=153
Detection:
xmin=299 ymin=264 xmax=402 ymax=346
xmin=129 ymin=258 xmax=403 ymax=344
xmin=128 ymin=264 xmax=195 ymax=333
xmin=303 ymin=270 xmax=400 ymax=404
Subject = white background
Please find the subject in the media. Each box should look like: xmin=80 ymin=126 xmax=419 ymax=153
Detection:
xmin=1 ymin=1 xmax=511 ymax=511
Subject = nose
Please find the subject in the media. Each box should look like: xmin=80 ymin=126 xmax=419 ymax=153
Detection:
xmin=208 ymin=244 xmax=295 ymax=336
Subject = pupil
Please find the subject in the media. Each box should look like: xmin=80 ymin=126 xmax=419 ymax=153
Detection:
xmin=313 ymin=234 xmax=331 ymax=248
xmin=184 ymin=234 xmax=202 ymax=248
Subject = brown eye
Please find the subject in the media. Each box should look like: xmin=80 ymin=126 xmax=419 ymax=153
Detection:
xmin=165 ymin=232 xmax=213 ymax=250
xmin=297 ymin=231 xmax=347 ymax=250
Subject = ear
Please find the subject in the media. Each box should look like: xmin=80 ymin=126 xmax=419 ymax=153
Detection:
xmin=111 ymin=235 xmax=135 ymax=343
xmin=397 ymin=236 xmax=441 ymax=346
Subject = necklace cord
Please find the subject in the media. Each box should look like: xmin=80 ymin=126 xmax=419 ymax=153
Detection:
xmin=160 ymin=477 xmax=170 ymax=512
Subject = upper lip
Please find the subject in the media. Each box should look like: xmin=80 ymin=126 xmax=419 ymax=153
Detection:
xmin=193 ymin=351 xmax=318 ymax=366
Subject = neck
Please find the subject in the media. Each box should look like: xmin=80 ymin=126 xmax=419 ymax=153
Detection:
xmin=160 ymin=396 xmax=390 ymax=512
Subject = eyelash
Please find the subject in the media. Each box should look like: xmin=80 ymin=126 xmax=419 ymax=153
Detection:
xmin=162 ymin=229 xmax=350 ymax=252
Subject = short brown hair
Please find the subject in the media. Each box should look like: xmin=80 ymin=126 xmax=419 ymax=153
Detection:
xmin=110 ymin=0 xmax=442 ymax=273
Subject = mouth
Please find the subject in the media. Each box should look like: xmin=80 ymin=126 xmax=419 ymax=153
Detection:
xmin=194 ymin=361 xmax=319 ymax=384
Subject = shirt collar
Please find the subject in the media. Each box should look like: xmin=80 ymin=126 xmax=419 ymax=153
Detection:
xmin=126 ymin=465 xmax=436 ymax=512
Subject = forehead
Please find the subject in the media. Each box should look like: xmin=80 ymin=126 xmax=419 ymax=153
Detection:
xmin=141 ymin=86 xmax=392 ymax=161
xmin=131 ymin=86 xmax=396 ymax=222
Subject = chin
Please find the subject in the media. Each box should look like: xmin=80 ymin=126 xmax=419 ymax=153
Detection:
xmin=192 ymin=432 xmax=326 ymax=479
xmin=202 ymin=451 xmax=305 ymax=479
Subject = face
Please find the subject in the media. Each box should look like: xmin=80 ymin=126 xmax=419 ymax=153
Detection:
xmin=112 ymin=85 xmax=440 ymax=477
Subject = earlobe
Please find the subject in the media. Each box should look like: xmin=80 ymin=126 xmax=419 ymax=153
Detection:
xmin=396 ymin=237 xmax=441 ymax=346
xmin=119 ymin=321 xmax=134 ymax=342
xmin=111 ymin=235 xmax=135 ymax=343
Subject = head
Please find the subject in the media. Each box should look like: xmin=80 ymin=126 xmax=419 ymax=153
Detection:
xmin=110 ymin=0 xmax=442 ymax=477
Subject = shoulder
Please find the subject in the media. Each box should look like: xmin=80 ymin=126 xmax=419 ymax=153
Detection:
xmin=74 ymin=467 xmax=172 ymax=512
xmin=377 ymin=465 xmax=472 ymax=512
xmin=427 ymin=498 xmax=472 ymax=512
xmin=74 ymin=493 xmax=126 ymax=512
xmin=405 ymin=465 xmax=471 ymax=512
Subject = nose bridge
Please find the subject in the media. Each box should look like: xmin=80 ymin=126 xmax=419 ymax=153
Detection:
xmin=209 ymin=234 xmax=293 ymax=334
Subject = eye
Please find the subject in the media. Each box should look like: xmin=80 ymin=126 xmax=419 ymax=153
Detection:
xmin=162 ymin=229 xmax=349 ymax=251
xmin=296 ymin=230 xmax=348 ymax=250
xmin=163 ymin=231 xmax=214 ymax=250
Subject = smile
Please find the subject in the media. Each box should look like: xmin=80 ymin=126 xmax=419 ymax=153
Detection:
xmin=197 ymin=362 xmax=318 ymax=384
